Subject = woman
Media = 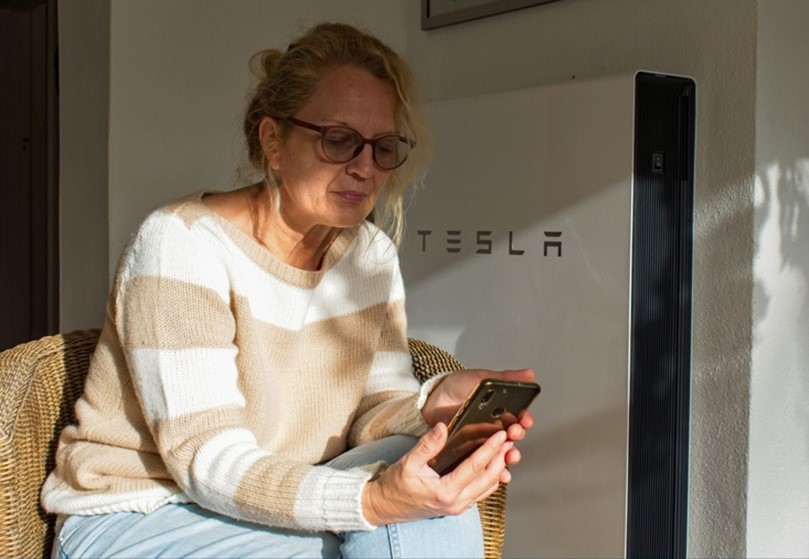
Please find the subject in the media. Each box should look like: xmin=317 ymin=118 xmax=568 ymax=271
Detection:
xmin=42 ymin=22 xmax=535 ymax=558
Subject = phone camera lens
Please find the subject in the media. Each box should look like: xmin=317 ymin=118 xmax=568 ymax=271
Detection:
xmin=480 ymin=390 xmax=494 ymax=405
xmin=491 ymin=406 xmax=505 ymax=418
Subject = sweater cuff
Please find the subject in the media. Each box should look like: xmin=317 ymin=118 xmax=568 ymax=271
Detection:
xmin=417 ymin=372 xmax=451 ymax=409
xmin=295 ymin=465 xmax=381 ymax=532
xmin=383 ymin=373 xmax=450 ymax=438
xmin=387 ymin=372 xmax=451 ymax=437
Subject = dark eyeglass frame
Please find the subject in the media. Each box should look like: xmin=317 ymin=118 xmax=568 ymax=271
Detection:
xmin=276 ymin=116 xmax=416 ymax=171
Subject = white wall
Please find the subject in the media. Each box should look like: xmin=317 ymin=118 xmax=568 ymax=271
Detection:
xmin=750 ymin=1 xmax=809 ymax=557
xmin=406 ymin=1 xmax=757 ymax=556
xmin=57 ymin=0 xmax=809 ymax=557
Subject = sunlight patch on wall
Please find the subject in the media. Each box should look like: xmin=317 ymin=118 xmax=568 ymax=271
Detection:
xmin=749 ymin=157 xmax=809 ymax=558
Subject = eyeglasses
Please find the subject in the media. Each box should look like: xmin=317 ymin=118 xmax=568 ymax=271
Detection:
xmin=278 ymin=116 xmax=415 ymax=171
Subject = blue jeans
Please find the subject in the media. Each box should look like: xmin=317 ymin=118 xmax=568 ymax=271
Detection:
xmin=53 ymin=436 xmax=484 ymax=558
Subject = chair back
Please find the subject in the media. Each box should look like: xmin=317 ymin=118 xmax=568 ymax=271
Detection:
xmin=0 ymin=332 xmax=505 ymax=559
xmin=0 ymin=329 xmax=101 ymax=559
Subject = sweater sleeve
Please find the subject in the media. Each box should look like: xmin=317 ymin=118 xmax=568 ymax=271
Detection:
xmin=347 ymin=246 xmax=435 ymax=446
xmin=114 ymin=207 xmax=377 ymax=532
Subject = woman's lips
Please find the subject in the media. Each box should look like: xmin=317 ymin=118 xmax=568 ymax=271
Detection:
xmin=334 ymin=190 xmax=369 ymax=203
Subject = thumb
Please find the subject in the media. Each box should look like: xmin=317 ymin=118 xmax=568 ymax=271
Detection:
xmin=407 ymin=423 xmax=448 ymax=468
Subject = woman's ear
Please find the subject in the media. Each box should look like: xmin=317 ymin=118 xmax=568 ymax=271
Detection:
xmin=259 ymin=116 xmax=281 ymax=171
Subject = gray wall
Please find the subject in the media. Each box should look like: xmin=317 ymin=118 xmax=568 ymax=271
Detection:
xmin=58 ymin=0 xmax=109 ymax=336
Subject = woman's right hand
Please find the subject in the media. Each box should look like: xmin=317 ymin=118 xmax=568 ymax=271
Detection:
xmin=361 ymin=423 xmax=512 ymax=526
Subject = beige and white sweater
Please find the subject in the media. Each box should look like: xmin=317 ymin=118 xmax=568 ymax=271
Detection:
xmin=41 ymin=192 xmax=436 ymax=532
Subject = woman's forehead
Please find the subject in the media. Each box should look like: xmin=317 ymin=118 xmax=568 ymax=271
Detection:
xmin=302 ymin=65 xmax=398 ymax=128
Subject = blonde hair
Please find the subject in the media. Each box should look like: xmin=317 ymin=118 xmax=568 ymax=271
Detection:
xmin=243 ymin=22 xmax=431 ymax=247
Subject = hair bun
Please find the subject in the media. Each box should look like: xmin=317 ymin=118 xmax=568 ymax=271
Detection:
xmin=249 ymin=48 xmax=283 ymax=82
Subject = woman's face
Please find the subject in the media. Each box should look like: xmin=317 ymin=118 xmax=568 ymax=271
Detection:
xmin=267 ymin=64 xmax=399 ymax=233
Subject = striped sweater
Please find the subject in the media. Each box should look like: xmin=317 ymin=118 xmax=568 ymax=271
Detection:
xmin=41 ymin=192 xmax=436 ymax=532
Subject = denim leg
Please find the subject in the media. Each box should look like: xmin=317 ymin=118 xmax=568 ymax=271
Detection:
xmin=53 ymin=503 xmax=341 ymax=559
xmin=340 ymin=506 xmax=484 ymax=559
xmin=52 ymin=436 xmax=484 ymax=559
xmin=328 ymin=436 xmax=485 ymax=559
xmin=324 ymin=435 xmax=420 ymax=470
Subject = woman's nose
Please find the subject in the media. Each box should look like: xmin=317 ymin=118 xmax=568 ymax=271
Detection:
xmin=347 ymin=143 xmax=376 ymax=178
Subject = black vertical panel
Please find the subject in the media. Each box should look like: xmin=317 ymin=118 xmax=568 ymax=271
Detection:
xmin=627 ymin=73 xmax=695 ymax=558
xmin=0 ymin=0 xmax=59 ymax=351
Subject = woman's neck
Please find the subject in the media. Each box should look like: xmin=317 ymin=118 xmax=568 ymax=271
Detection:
xmin=251 ymin=184 xmax=340 ymax=271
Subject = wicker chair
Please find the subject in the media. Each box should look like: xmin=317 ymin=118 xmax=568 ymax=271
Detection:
xmin=0 ymin=330 xmax=507 ymax=559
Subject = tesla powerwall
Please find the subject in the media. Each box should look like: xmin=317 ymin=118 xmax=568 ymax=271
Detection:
xmin=400 ymin=72 xmax=695 ymax=558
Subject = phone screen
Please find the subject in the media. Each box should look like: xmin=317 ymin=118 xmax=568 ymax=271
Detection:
xmin=429 ymin=379 xmax=540 ymax=475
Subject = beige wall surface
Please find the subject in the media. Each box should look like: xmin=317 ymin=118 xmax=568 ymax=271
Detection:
xmin=57 ymin=0 xmax=808 ymax=557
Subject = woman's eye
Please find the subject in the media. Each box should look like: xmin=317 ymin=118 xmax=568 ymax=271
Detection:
xmin=376 ymin=137 xmax=398 ymax=155
xmin=323 ymin=130 xmax=357 ymax=150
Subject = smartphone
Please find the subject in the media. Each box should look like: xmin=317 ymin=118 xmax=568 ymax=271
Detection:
xmin=428 ymin=378 xmax=541 ymax=475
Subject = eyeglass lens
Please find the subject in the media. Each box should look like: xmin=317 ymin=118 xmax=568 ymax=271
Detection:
xmin=321 ymin=127 xmax=409 ymax=170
